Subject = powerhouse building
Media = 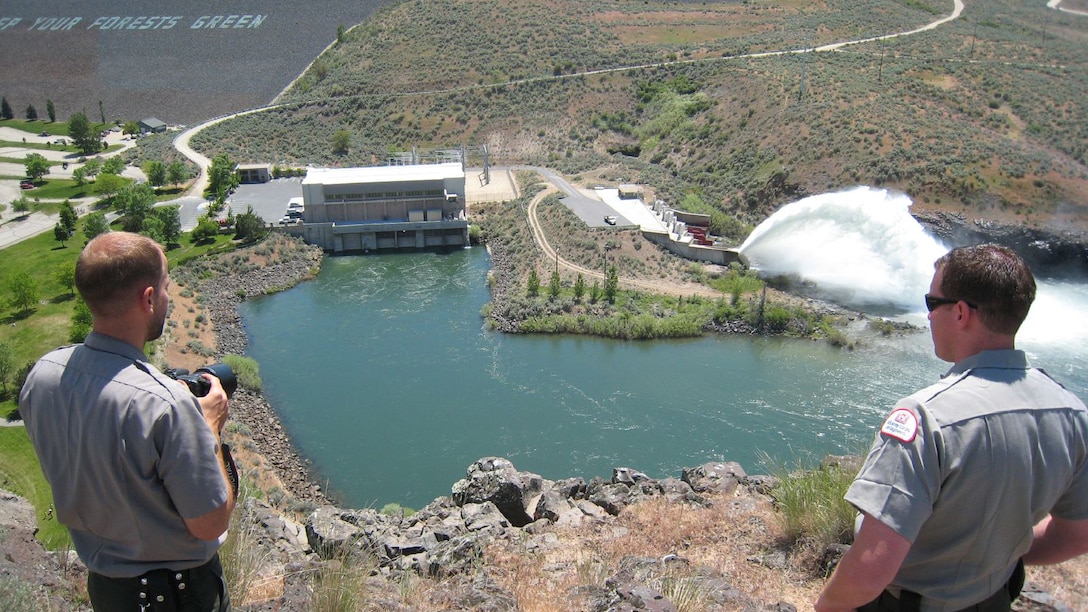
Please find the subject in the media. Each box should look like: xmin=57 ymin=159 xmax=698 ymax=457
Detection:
xmin=293 ymin=162 xmax=469 ymax=252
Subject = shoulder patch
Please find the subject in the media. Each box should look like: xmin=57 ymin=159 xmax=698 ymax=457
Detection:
xmin=880 ymin=408 xmax=919 ymax=443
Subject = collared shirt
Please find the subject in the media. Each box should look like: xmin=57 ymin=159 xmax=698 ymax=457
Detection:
xmin=846 ymin=350 xmax=1088 ymax=611
xmin=20 ymin=333 xmax=229 ymax=577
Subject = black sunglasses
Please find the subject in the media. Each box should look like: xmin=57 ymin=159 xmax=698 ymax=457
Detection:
xmin=924 ymin=294 xmax=978 ymax=312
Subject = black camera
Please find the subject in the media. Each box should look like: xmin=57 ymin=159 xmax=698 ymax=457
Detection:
xmin=165 ymin=363 xmax=237 ymax=398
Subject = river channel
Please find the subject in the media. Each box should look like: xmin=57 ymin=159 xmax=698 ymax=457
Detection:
xmin=240 ymin=244 xmax=1088 ymax=511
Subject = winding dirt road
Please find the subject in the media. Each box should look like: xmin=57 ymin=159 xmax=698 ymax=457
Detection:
xmin=524 ymin=185 xmax=722 ymax=298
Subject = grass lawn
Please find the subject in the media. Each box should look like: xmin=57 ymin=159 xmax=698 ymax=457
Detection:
xmin=0 ymin=217 xmax=237 ymax=422
xmin=0 ymin=426 xmax=69 ymax=549
xmin=0 ymin=217 xmax=240 ymax=550
xmin=11 ymin=178 xmax=109 ymax=203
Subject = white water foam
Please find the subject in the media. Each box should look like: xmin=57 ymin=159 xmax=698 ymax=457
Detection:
xmin=739 ymin=186 xmax=948 ymax=310
xmin=739 ymin=186 xmax=1088 ymax=347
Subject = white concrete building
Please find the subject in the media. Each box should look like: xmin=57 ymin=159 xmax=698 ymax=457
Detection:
xmin=293 ymin=162 xmax=469 ymax=252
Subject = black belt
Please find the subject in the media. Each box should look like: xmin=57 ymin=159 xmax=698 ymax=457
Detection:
xmin=87 ymin=553 xmax=229 ymax=612
xmin=859 ymin=559 xmax=1024 ymax=612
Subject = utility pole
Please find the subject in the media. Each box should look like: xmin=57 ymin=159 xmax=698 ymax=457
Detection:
xmin=798 ymin=33 xmax=811 ymax=104
xmin=878 ymin=37 xmax=886 ymax=83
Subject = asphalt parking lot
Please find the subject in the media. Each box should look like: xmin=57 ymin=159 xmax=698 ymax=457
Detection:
xmin=227 ymin=177 xmax=304 ymax=224
xmin=167 ymin=177 xmax=304 ymax=231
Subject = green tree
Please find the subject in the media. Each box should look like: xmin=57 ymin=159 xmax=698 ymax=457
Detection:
xmin=152 ymin=205 xmax=182 ymax=246
xmin=59 ymin=200 xmax=78 ymax=236
xmin=53 ymin=222 xmax=71 ymax=247
xmin=604 ymin=265 xmax=619 ymax=304
xmin=95 ymin=173 xmax=126 ymax=200
xmin=1 ymin=96 xmax=13 ymax=120
xmin=549 ymin=269 xmax=561 ymax=299
xmin=11 ymin=196 xmax=32 ymax=216
xmin=23 ymin=152 xmax=50 ymax=182
xmin=0 ymin=341 xmax=13 ymax=397
xmin=46 ymin=99 xmax=56 ymax=122
xmin=141 ymin=215 xmax=165 ymax=245
xmin=332 ymin=129 xmax=351 ymax=155
xmin=233 ymin=206 xmax=266 ymax=244
xmin=526 ymin=269 xmax=540 ymax=297
xmin=122 ymin=121 xmax=140 ymax=136
xmin=207 ymin=154 xmax=238 ymax=200
xmin=102 ymin=155 xmax=125 ymax=175
xmin=589 ymin=280 xmax=600 ymax=304
xmin=25 ymin=104 xmax=38 ymax=121
xmin=8 ymin=271 xmax=41 ymax=315
xmin=68 ymin=111 xmax=99 ymax=155
xmin=82 ymin=157 xmax=102 ymax=179
xmin=573 ymin=273 xmax=586 ymax=300
xmin=72 ymin=166 xmax=88 ymax=186
xmin=83 ymin=212 xmax=110 ymax=241
xmin=115 ymin=183 xmax=155 ymax=232
xmin=144 ymin=160 xmax=167 ymax=187
xmin=70 ymin=298 xmax=92 ymax=343
xmin=166 ymin=161 xmax=188 ymax=188
xmin=191 ymin=215 xmax=220 ymax=244
xmin=0 ymin=202 xmax=6 ymax=220
xmin=53 ymin=261 xmax=76 ymax=297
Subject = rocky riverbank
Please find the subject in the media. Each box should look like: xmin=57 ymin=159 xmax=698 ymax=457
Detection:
xmin=185 ymin=235 xmax=331 ymax=506
xmin=2 ymin=230 xmax=1085 ymax=610
xmin=914 ymin=211 xmax=1088 ymax=279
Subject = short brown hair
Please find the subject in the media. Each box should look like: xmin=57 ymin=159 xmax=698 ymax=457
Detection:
xmin=75 ymin=232 xmax=166 ymax=316
xmin=935 ymin=243 xmax=1035 ymax=335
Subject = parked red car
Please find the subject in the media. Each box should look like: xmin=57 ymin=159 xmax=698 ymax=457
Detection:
xmin=20 ymin=181 xmax=35 ymax=189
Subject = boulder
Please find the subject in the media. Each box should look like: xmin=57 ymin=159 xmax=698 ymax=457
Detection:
xmin=305 ymin=506 xmax=365 ymax=559
xmin=681 ymin=461 xmax=747 ymax=495
xmin=612 ymin=467 xmax=652 ymax=486
xmin=451 ymin=456 xmax=546 ymax=527
xmin=461 ymin=501 xmax=511 ymax=535
xmin=589 ymin=482 xmax=636 ymax=515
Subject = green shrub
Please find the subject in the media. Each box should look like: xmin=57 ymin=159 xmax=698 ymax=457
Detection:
xmin=761 ymin=452 xmax=857 ymax=548
xmin=222 ymin=354 xmax=262 ymax=392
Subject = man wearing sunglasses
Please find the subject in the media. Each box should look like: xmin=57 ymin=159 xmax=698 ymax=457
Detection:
xmin=816 ymin=243 xmax=1088 ymax=612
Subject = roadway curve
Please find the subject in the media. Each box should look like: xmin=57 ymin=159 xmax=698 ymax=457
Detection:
xmin=171 ymin=0 xmax=975 ymax=196
xmin=525 ymin=185 xmax=721 ymax=298
xmin=167 ymin=0 xmax=976 ymax=296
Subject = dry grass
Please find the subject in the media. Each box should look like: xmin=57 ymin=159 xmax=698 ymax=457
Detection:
xmin=1026 ymin=560 xmax=1088 ymax=610
xmin=480 ymin=491 xmax=1088 ymax=611
xmin=484 ymin=491 xmax=826 ymax=611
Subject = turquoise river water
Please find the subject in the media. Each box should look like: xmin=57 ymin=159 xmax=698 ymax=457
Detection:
xmin=240 ymin=189 xmax=1088 ymax=510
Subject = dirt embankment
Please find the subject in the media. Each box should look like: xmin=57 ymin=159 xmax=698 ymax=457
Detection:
xmin=161 ymin=233 xmax=328 ymax=505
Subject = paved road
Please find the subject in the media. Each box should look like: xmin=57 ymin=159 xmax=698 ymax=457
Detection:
xmin=0 ymin=128 xmax=141 ymax=248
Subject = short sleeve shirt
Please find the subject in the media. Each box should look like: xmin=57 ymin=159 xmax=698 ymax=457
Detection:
xmin=846 ymin=350 xmax=1088 ymax=611
xmin=19 ymin=332 xmax=229 ymax=578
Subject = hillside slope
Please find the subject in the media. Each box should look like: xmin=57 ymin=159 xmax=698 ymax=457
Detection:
xmin=184 ymin=0 xmax=1088 ymax=242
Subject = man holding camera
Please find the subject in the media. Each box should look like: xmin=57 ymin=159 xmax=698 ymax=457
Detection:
xmin=21 ymin=231 xmax=236 ymax=611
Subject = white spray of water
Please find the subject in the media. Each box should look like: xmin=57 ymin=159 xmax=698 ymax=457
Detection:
xmin=739 ymin=186 xmax=948 ymax=310
xmin=739 ymin=186 xmax=1088 ymax=347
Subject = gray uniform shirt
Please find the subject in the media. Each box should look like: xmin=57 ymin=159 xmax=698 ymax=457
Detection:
xmin=846 ymin=349 xmax=1088 ymax=611
xmin=20 ymin=332 xmax=229 ymax=578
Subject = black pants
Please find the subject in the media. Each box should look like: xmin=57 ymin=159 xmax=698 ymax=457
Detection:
xmin=858 ymin=560 xmax=1024 ymax=612
xmin=87 ymin=554 xmax=231 ymax=612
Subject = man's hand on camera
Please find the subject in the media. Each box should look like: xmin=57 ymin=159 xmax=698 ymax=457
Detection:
xmin=197 ymin=373 xmax=230 ymax=439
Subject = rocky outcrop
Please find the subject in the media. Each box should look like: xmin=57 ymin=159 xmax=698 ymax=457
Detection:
xmin=0 ymin=456 xmax=793 ymax=610
xmin=0 ymin=455 xmax=1077 ymax=611
xmin=0 ymin=490 xmax=87 ymax=611
xmin=300 ymin=457 xmax=784 ymax=611
xmin=914 ymin=211 xmax=1088 ymax=278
